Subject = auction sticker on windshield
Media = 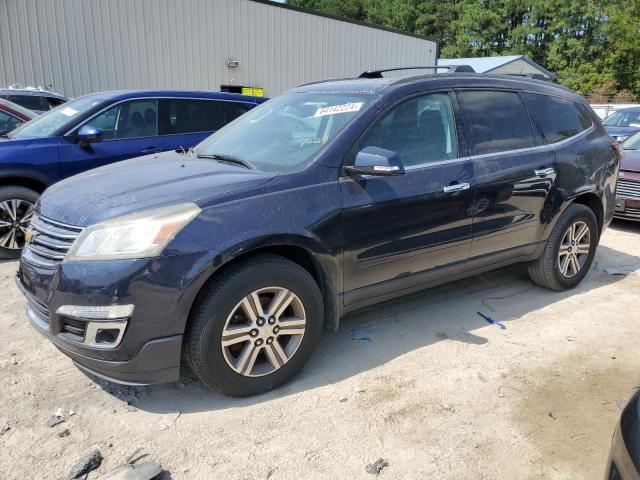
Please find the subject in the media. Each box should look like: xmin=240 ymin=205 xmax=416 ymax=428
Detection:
xmin=61 ymin=107 xmax=79 ymax=117
xmin=314 ymin=102 xmax=363 ymax=117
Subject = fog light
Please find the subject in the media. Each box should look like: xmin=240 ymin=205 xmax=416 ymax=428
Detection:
xmin=84 ymin=321 xmax=127 ymax=349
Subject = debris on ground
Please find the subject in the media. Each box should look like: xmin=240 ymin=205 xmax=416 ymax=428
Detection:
xmin=55 ymin=407 xmax=76 ymax=418
xmin=97 ymin=448 xmax=163 ymax=480
xmin=604 ymin=267 xmax=627 ymax=276
xmin=68 ymin=449 xmax=103 ymax=479
xmin=339 ymin=397 xmax=348 ymax=403
xmin=365 ymin=458 xmax=389 ymax=476
xmin=47 ymin=416 xmax=65 ymax=428
xmin=616 ymin=400 xmax=627 ymax=412
xmin=352 ymin=325 xmax=373 ymax=341
xmin=548 ymin=411 xmax=556 ymax=420
xmin=57 ymin=428 xmax=71 ymax=438
xmin=477 ymin=372 xmax=488 ymax=383
xmin=477 ymin=312 xmax=506 ymax=329
xmin=0 ymin=419 xmax=9 ymax=436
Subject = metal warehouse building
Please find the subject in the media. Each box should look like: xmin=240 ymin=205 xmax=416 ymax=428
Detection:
xmin=0 ymin=0 xmax=438 ymax=98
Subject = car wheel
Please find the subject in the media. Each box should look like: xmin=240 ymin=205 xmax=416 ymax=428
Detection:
xmin=0 ymin=186 xmax=38 ymax=260
xmin=527 ymin=203 xmax=598 ymax=291
xmin=184 ymin=254 xmax=324 ymax=397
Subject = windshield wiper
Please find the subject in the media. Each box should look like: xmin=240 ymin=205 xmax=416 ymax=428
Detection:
xmin=196 ymin=153 xmax=255 ymax=170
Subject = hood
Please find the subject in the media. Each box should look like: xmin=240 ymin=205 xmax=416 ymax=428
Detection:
xmin=605 ymin=126 xmax=640 ymax=139
xmin=620 ymin=149 xmax=640 ymax=173
xmin=39 ymin=150 xmax=276 ymax=226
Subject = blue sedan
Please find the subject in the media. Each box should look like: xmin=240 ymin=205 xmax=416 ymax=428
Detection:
xmin=0 ymin=90 xmax=266 ymax=258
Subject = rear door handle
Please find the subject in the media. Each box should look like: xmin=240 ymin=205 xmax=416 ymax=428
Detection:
xmin=443 ymin=182 xmax=470 ymax=193
xmin=534 ymin=167 xmax=555 ymax=177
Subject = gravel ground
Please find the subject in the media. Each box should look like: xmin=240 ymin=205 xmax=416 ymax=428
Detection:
xmin=1 ymin=221 xmax=639 ymax=480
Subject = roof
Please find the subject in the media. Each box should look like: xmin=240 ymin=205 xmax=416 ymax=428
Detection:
xmin=78 ymin=90 xmax=267 ymax=103
xmin=295 ymin=72 xmax=577 ymax=102
xmin=249 ymin=0 xmax=438 ymax=43
xmin=0 ymin=87 xmax=67 ymax=100
xmin=438 ymin=55 xmax=556 ymax=80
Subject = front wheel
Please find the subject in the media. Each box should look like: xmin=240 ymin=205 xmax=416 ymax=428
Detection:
xmin=184 ymin=254 xmax=324 ymax=397
xmin=528 ymin=203 xmax=598 ymax=291
xmin=0 ymin=186 xmax=39 ymax=260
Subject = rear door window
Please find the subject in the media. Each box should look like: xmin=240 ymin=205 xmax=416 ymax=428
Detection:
xmin=524 ymin=93 xmax=592 ymax=144
xmin=165 ymin=99 xmax=226 ymax=134
xmin=8 ymin=95 xmax=45 ymax=112
xmin=458 ymin=90 xmax=536 ymax=155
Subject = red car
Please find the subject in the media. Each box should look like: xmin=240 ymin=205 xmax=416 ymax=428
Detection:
xmin=615 ymin=131 xmax=640 ymax=221
xmin=0 ymin=98 xmax=37 ymax=135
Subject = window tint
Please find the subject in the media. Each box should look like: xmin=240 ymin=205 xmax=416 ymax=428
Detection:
xmin=459 ymin=90 xmax=535 ymax=155
xmin=87 ymin=99 xmax=158 ymax=140
xmin=166 ymin=99 xmax=226 ymax=134
xmin=223 ymin=102 xmax=250 ymax=122
xmin=0 ymin=110 xmax=24 ymax=132
xmin=8 ymin=95 xmax=44 ymax=112
xmin=360 ymin=93 xmax=458 ymax=167
xmin=524 ymin=93 xmax=592 ymax=144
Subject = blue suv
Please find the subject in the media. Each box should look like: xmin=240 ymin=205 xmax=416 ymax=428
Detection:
xmin=0 ymin=90 xmax=266 ymax=258
xmin=16 ymin=70 xmax=618 ymax=396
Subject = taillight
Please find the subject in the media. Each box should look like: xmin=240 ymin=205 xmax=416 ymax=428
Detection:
xmin=612 ymin=142 xmax=623 ymax=160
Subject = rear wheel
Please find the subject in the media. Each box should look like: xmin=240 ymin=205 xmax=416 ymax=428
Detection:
xmin=0 ymin=186 xmax=38 ymax=260
xmin=184 ymin=254 xmax=323 ymax=397
xmin=528 ymin=203 xmax=598 ymax=291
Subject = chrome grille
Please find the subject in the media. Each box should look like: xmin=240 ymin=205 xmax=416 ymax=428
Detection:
xmin=617 ymin=179 xmax=640 ymax=199
xmin=22 ymin=214 xmax=83 ymax=269
xmin=616 ymin=206 xmax=640 ymax=219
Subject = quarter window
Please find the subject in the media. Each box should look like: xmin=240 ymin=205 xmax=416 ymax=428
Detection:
xmin=87 ymin=99 xmax=158 ymax=140
xmin=524 ymin=93 xmax=592 ymax=143
xmin=459 ymin=90 xmax=535 ymax=155
xmin=165 ymin=99 xmax=226 ymax=134
xmin=360 ymin=93 xmax=459 ymax=167
xmin=7 ymin=95 xmax=44 ymax=112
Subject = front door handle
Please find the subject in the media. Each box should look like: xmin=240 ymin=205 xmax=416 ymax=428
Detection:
xmin=443 ymin=182 xmax=470 ymax=193
xmin=534 ymin=167 xmax=555 ymax=177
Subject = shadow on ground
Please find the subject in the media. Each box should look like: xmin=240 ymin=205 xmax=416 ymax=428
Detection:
xmin=94 ymin=224 xmax=640 ymax=414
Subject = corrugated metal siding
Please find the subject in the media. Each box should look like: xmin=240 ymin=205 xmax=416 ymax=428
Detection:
xmin=0 ymin=0 xmax=437 ymax=98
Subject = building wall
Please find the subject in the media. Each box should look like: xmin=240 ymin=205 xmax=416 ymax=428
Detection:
xmin=0 ymin=0 xmax=437 ymax=98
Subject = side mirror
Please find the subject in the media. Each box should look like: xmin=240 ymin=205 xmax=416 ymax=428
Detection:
xmin=78 ymin=125 xmax=103 ymax=146
xmin=344 ymin=146 xmax=405 ymax=176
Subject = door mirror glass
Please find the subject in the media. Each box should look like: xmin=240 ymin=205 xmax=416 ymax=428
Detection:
xmin=78 ymin=125 xmax=103 ymax=145
xmin=345 ymin=146 xmax=405 ymax=176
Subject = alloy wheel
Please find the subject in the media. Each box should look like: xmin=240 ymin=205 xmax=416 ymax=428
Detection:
xmin=557 ymin=220 xmax=591 ymax=278
xmin=0 ymin=199 xmax=34 ymax=250
xmin=221 ymin=287 xmax=306 ymax=377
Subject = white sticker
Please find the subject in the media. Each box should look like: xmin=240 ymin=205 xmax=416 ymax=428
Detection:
xmin=314 ymin=102 xmax=363 ymax=117
xmin=61 ymin=107 xmax=79 ymax=117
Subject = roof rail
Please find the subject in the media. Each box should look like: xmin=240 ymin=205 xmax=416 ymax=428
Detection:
xmin=359 ymin=65 xmax=475 ymax=79
xmin=500 ymin=72 xmax=557 ymax=82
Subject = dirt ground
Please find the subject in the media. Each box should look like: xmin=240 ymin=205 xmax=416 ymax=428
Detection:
xmin=1 ymin=221 xmax=639 ymax=480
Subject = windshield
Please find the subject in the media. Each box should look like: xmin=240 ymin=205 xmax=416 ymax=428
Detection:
xmin=193 ymin=92 xmax=377 ymax=172
xmin=602 ymin=109 xmax=640 ymax=127
xmin=622 ymin=130 xmax=640 ymax=150
xmin=10 ymin=97 xmax=106 ymax=139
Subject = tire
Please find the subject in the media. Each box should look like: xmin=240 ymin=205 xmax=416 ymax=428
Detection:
xmin=527 ymin=203 xmax=598 ymax=291
xmin=184 ymin=254 xmax=324 ymax=397
xmin=0 ymin=186 xmax=39 ymax=260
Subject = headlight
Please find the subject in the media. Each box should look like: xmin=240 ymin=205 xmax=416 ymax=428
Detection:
xmin=66 ymin=203 xmax=200 ymax=261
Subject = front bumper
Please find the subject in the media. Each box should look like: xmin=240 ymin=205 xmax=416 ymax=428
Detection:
xmin=604 ymin=390 xmax=640 ymax=480
xmin=614 ymin=197 xmax=640 ymax=222
xmin=16 ymin=251 xmax=209 ymax=385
